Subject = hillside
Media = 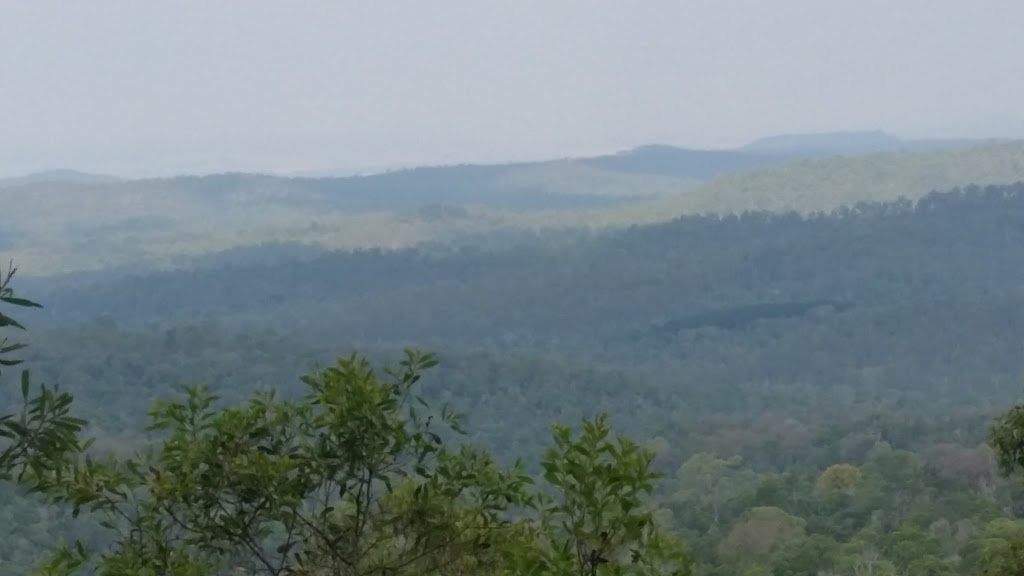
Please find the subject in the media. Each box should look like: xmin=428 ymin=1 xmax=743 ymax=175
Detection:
xmin=503 ymin=138 xmax=1024 ymax=229
xmin=9 ymin=183 xmax=1024 ymax=575
xmin=0 ymin=169 xmax=120 ymax=187
xmin=27 ymin=183 xmax=1024 ymax=343
xmin=1 ymin=159 xmax=695 ymax=276
xmin=1 ymin=133 xmax=998 ymax=277
xmin=18 ymin=182 xmax=1024 ymax=458
xmin=582 ymin=131 xmax=975 ymax=177
xmin=667 ymin=138 xmax=1024 ymax=215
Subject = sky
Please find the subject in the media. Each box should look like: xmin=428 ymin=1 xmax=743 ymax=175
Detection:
xmin=2 ymin=0 xmax=1024 ymax=178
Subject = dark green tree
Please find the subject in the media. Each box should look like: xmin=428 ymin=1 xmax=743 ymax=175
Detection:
xmin=0 ymin=262 xmax=86 ymax=487
xmin=504 ymin=413 xmax=693 ymax=576
xmin=983 ymin=405 xmax=1024 ymax=576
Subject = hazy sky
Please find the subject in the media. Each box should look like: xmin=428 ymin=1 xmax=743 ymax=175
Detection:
xmin=2 ymin=1 xmax=1023 ymax=177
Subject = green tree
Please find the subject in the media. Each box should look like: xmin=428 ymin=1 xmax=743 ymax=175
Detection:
xmin=883 ymin=521 xmax=949 ymax=576
xmin=504 ymin=413 xmax=693 ymax=576
xmin=30 ymin=351 xmax=688 ymax=576
xmin=0 ymin=262 xmax=86 ymax=487
xmin=673 ymin=453 xmax=757 ymax=531
xmin=982 ymin=537 xmax=1024 ymax=576
xmin=717 ymin=507 xmax=806 ymax=562
xmin=990 ymin=405 xmax=1024 ymax=476
xmin=816 ymin=464 xmax=861 ymax=495
xmin=835 ymin=539 xmax=896 ymax=576
xmin=767 ymin=534 xmax=839 ymax=576
xmin=984 ymin=409 xmax=1024 ymax=576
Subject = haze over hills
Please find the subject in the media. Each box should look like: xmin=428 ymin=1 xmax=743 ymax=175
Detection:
xmin=589 ymin=138 xmax=1024 ymax=222
xmin=3 ymin=130 xmax=1018 ymax=278
xmin=0 ymin=169 xmax=121 ymax=188
xmin=3 ymin=129 xmax=973 ymax=183
xmin=739 ymin=130 xmax=976 ymax=156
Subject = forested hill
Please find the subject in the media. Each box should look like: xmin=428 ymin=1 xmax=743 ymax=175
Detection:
xmin=3 ymin=134 xmax=1006 ymax=278
xmin=582 ymin=138 xmax=1024 ymax=225
xmin=17 ymin=183 xmax=1024 ymax=467
xmin=28 ymin=182 xmax=1024 ymax=348
xmin=10 ymin=183 xmax=1024 ymax=575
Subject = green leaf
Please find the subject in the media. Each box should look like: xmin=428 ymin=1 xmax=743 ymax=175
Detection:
xmin=0 ymin=314 xmax=26 ymax=330
xmin=0 ymin=342 xmax=27 ymax=354
xmin=0 ymin=296 xmax=43 ymax=308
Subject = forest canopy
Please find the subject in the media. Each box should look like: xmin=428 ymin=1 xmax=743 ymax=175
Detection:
xmin=7 ymin=182 xmax=1024 ymax=574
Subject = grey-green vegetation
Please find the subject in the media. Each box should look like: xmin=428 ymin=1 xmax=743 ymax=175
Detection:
xmin=7 ymin=137 xmax=1024 ymax=574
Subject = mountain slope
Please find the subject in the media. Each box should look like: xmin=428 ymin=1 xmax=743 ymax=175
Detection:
xmin=27 ymin=183 xmax=1024 ymax=345
xmin=672 ymin=138 xmax=1024 ymax=215
xmin=2 ymin=134 xmax=1006 ymax=277
xmin=505 ymin=139 xmax=1024 ymax=228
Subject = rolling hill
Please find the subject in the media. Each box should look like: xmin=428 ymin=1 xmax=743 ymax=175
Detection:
xmin=500 ymin=139 xmax=1024 ymax=229
xmin=2 ymin=131 xmax=1005 ymax=277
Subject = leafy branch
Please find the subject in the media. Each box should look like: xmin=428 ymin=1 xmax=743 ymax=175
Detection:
xmin=0 ymin=261 xmax=88 ymax=495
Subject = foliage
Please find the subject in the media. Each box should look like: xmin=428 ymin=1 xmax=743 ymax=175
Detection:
xmin=673 ymin=454 xmax=756 ymax=531
xmin=0 ymin=262 xmax=86 ymax=490
xmin=507 ymin=413 xmax=692 ymax=576
xmin=816 ymin=464 xmax=861 ymax=494
xmin=11 ymin=183 xmax=1024 ymax=573
xmin=32 ymin=183 xmax=1024 ymax=356
xmin=985 ymin=402 xmax=1024 ymax=576
xmin=717 ymin=507 xmax=805 ymax=561
xmin=989 ymin=406 xmax=1024 ymax=476
xmin=24 ymin=351 xmax=687 ymax=576
xmin=0 ymin=261 xmax=41 ymax=376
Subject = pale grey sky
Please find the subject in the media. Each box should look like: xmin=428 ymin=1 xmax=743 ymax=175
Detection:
xmin=2 ymin=0 xmax=1023 ymax=177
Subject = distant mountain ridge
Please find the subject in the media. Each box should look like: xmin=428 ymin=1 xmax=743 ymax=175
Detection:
xmin=580 ymin=145 xmax=781 ymax=179
xmin=743 ymin=130 xmax=903 ymax=152
xmin=283 ymin=130 xmax=983 ymax=181
xmin=0 ymin=169 xmax=120 ymax=188
xmin=563 ymin=130 xmax=977 ymax=180
xmin=479 ymin=138 xmax=1024 ymax=233
xmin=2 ymin=130 xmax=1013 ymax=277
xmin=2 ymin=130 xmax=979 ymax=185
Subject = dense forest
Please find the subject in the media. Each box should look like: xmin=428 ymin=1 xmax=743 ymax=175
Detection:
xmin=8 ymin=179 xmax=1024 ymax=574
